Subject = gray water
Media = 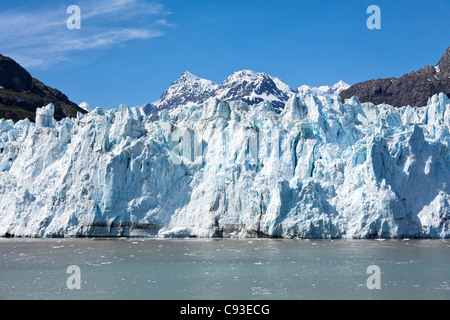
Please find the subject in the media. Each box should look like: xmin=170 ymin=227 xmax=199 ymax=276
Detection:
xmin=0 ymin=238 xmax=449 ymax=300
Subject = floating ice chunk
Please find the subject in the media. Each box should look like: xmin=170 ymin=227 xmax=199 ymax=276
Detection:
xmin=35 ymin=103 xmax=55 ymax=128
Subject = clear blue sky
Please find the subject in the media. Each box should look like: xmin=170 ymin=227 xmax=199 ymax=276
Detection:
xmin=0 ymin=0 xmax=448 ymax=109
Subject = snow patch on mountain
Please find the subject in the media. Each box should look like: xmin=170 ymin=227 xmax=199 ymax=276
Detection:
xmin=142 ymin=70 xmax=298 ymax=120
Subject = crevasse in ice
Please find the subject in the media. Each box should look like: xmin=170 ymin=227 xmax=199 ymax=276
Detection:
xmin=0 ymin=93 xmax=449 ymax=238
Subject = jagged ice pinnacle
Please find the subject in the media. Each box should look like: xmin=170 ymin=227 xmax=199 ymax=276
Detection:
xmin=0 ymin=92 xmax=450 ymax=238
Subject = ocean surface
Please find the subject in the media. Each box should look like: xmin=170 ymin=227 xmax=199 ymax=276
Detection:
xmin=0 ymin=238 xmax=449 ymax=300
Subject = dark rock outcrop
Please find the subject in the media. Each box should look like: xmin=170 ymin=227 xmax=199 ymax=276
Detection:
xmin=340 ymin=47 xmax=450 ymax=108
xmin=0 ymin=54 xmax=86 ymax=122
xmin=0 ymin=55 xmax=33 ymax=92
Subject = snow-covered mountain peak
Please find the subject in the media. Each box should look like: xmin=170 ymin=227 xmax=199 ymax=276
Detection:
xmin=298 ymin=81 xmax=350 ymax=99
xmin=179 ymin=70 xmax=196 ymax=80
xmin=176 ymin=71 xmax=217 ymax=88
xmin=142 ymin=70 xmax=349 ymax=121
xmin=222 ymin=69 xmax=266 ymax=84
xmin=330 ymin=80 xmax=350 ymax=93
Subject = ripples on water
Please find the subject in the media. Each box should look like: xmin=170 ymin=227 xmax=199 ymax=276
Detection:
xmin=0 ymin=238 xmax=449 ymax=300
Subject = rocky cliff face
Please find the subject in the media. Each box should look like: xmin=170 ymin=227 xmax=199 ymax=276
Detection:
xmin=0 ymin=54 xmax=86 ymax=122
xmin=340 ymin=47 xmax=450 ymax=108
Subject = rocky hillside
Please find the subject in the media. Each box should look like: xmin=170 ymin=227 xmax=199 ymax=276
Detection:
xmin=0 ymin=54 xmax=86 ymax=122
xmin=340 ymin=47 xmax=450 ymax=107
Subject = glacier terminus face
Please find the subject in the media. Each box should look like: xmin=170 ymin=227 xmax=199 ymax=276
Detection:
xmin=1 ymin=92 xmax=450 ymax=239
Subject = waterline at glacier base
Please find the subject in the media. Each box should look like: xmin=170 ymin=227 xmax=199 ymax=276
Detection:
xmin=1 ymin=93 xmax=450 ymax=239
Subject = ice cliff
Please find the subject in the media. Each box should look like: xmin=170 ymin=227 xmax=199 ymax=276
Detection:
xmin=1 ymin=92 xmax=450 ymax=238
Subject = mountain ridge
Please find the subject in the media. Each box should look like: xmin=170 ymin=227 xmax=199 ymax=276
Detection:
xmin=1 ymin=91 xmax=449 ymax=238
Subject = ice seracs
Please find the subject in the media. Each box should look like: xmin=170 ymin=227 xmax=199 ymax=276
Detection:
xmin=142 ymin=70 xmax=350 ymax=123
xmin=298 ymin=81 xmax=350 ymax=99
xmin=214 ymin=70 xmax=295 ymax=112
xmin=142 ymin=71 xmax=218 ymax=121
xmin=0 ymin=93 xmax=450 ymax=239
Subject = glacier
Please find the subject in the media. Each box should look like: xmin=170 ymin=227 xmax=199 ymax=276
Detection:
xmin=1 ymin=92 xmax=450 ymax=239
